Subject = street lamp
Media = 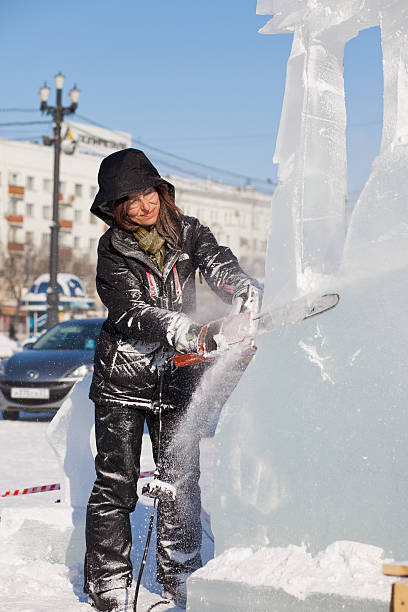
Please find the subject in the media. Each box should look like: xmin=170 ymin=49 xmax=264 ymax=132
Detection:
xmin=39 ymin=73 xmax=80 ymax=329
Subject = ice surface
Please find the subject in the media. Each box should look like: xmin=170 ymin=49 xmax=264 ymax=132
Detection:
xmin=188 ymin=1 xmax=408 ymax=610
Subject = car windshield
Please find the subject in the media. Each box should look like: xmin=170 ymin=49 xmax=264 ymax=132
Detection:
xmin=32 ymin=320 xmax=103 ymax=351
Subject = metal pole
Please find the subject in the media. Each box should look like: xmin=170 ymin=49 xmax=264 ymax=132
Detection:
xmin=46 ymin=87 xmax=62 ymax=329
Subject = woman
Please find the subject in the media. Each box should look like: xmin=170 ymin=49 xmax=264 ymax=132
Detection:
xmin=85 ymin=148 xmax=262 ymax=611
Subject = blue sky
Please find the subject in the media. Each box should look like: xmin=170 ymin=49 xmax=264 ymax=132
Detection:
xmin=1 ymin=1 xmax=383 ymax=201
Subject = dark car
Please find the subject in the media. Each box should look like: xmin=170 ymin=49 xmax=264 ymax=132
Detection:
xmin=0 ymin=318 xmax=104 ymax=420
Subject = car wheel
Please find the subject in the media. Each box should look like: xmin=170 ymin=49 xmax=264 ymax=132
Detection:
xmin=2 ymin=409 xmax=19 ymax=420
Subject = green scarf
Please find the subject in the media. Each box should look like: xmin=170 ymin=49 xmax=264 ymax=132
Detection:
xmin=134 ymin=225 xmax=166 ymax=272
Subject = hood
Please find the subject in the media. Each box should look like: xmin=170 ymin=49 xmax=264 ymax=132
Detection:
xmin=90 ymin=148 xmax=175 ymax=225
xmin=3 ymin=349 xmax=94 ymax=382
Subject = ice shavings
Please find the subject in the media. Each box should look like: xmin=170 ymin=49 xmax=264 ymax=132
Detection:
xmin=298 ymin=340 xmax=334 ymax=383
xmin=194 ymin=541 xmax=394 ymax=602
xmin=297 ymin=266 xmax=335 ymax=296
xmin=298 ymin=323 xmax=335 ymax=383
xmin=350 ymin=348 xmax=362 ymax=365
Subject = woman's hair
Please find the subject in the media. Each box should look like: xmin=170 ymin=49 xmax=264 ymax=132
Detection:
xmin=113 ymin=184 xmax=184 ymax=248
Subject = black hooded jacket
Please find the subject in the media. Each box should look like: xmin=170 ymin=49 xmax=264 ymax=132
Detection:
xmin=89 ymin=149 xmax=260 ymax=409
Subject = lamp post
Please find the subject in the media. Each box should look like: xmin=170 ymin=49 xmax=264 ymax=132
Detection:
xmin=39 ymin=73 xmax=80 ymax=329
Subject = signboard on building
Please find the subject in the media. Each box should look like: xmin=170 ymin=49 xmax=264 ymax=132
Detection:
xmin=61 ymin=121 xmax=131 ymax=157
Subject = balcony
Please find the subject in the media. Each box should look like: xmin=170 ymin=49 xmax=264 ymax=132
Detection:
xmin=7 ymin=241 xmax=25 ymax=252
xmin=59 ymin=194 xmax=75 ymax=204
xmin=8 ymin=185 xmax=25 ymax=196
xmin=59 ymin=219 xmax=73 ymax=229
xmin=6 ymin=214 xmax=24 ymax=224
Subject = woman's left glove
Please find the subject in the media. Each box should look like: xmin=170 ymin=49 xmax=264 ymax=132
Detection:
xmin=174 ymin=321 xmax=201 ymax=354
xmin=174 ymin=320 xmax=225 ymax=355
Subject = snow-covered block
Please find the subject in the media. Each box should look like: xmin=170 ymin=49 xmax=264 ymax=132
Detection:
xmin=187 ymin=542 xmax=393 ymax=611
xmin=47 ymin=374 xmax=96 ymax=507
xmin=0 ymin=505 xmax=86 ymax=567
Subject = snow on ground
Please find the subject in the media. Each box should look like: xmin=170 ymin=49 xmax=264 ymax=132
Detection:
xmin=0 ymin=412 xmax=215 ymax=611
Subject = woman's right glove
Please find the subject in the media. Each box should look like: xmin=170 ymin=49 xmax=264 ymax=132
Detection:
xmin=174 ymin=310 xmax=254 ymax=356
xmin=232 ymin=282 xmax=263 ymax=315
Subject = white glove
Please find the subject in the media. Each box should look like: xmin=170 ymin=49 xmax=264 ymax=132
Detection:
xmin=174 ymin=321 xmax=200 ymax=354
xmin=232 ymin=283 xmax=263 ymax=315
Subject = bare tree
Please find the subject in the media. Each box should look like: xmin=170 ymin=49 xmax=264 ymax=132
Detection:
xmin=0 ymin=247 xmax=49 ymax=336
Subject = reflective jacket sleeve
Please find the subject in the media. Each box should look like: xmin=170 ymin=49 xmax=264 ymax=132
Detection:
xmin=96 ymin=237 xmax=197 ymax=347
xmin=191 ymin=218 xmax=263 ymax=303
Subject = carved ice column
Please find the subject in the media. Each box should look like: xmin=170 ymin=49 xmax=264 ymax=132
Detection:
xmin=258 ymin=2 xmax=374 ymax=302
xmin=344 ymin=0 xmax=408 ymax=274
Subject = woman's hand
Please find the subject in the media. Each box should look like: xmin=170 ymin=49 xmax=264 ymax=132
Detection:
xmin=232 ymin=283 xmax=263 ymax=315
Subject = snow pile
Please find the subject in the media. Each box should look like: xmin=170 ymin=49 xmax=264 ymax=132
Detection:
xmin=193 ymin=541 xmax=394 ymax=602
xmin=0 ymin=333 xmax=19 ymax=358
xmin=0 ymin=555 xmax=89 ymax=612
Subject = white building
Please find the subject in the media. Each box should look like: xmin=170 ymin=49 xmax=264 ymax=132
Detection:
xmin=0 ymin=126 xmax=271 ymax=279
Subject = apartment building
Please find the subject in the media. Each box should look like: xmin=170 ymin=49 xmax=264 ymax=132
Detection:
xmin=0 ymin=137 xmax=106 ymax=262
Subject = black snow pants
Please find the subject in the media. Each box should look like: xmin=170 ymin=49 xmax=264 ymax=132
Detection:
xmin=84 ymin=404 xmax=202 ymax=595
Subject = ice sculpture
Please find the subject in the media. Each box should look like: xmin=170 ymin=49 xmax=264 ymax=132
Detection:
xmin=188 ymin=1 xmax=408 ymax=610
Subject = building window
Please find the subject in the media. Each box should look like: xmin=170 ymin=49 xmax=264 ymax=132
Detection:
xmin=9 ymin=173 xmax=18 ymax=186
xmin=41 ymin=232 xmax=50 ymax=246
xmin=42 ymin=205 xmax=51 ymax=219
xmin=240 ymin=237 xmax=249 ymax=248
xmin=25 ymin=231 xmax=34 ymax=245
xmin=74 ymin=236 xmax=81 ymax=249
xmin=74 ymin=209 xmax=82 ymax=222
xmin=8 ymin=226 xmax=18 ymax=242
xmin=60 ymin=232 xmax=71 ymax=248
xmin=26 ymin=203 xmax=35 ymax=217
xmin=26 ymin=176 xmax=35 ymax=190
xmin=90 ymin=213 xmax=97 ymax=225
xmin=43 ymin=178 xmax=51 ymax=192
xmin=75 ymin=183 xmax=83 ymax=197
xmin=89 ymin=185 xmax=97 ymax=199
xmin=8 ymin=198 xmax=21 ymax=215
xmin=89 ymin=238 xmax=97 ymax=250
xmin=59 ymin=181 xmax=66 ymax=194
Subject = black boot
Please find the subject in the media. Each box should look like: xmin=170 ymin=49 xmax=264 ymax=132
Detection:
xmin=161 ymin=580 xmax=187 ymax=609
xmin=88 ymin=586 xmax=135 ymax=612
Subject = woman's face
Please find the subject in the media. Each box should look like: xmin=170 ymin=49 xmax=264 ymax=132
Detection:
xmin=127 ymin=187 xmax=160 ymax=226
